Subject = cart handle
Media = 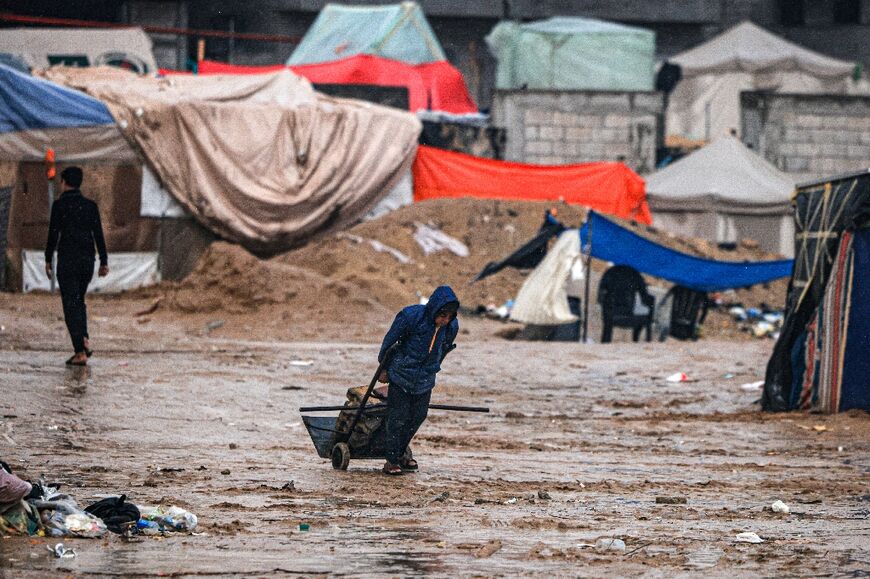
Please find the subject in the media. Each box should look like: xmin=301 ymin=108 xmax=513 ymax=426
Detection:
xmin=299 ymin=403 xmax=489 ymax=413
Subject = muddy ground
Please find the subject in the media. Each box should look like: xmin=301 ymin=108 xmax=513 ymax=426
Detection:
xmin=0 ymin=292 xmax=868 ymax=577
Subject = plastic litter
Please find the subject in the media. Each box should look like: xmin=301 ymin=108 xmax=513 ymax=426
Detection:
xmin=740 ymin=380 xmax=764 ymax=391
xmin=771 ymin=500 xmax=790 ymax=514
xmin=289 ymin=360 xmax=314 ymax=367
xmin=665 ymin=372 xmax=689 ymax=383
xmin=299 ymin=523 xmax=310 ymax=532
xmin=48 ymin=543 xmax=76 ymax=558
xmin=504 ymin=497 xmax=518 ymax=505
xmin=413 ymin=223 xmax=469 ymax=257
xmin=595 ymin=538 xmax=626 ymax=552
xmin=33 ymin=498 xmax=108 ymax=538
xmin=337 ymin=233 xmax=413 ymax=265
xmin=137 ymin=505 xmax=198 ymax=533
xmin=735 ymin=531 xmax=764 ymax=543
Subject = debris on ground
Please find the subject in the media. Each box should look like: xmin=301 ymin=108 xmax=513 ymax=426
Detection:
xmin=735 ymin=532 xmax=764 ymax=544
xmin=771 ymin=500 xmax=790 ymax=514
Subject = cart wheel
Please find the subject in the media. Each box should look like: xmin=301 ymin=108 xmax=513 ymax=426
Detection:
xmin=331 ymin=443 xmax=350 ymax=470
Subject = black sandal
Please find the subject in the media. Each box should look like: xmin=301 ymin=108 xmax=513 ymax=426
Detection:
xmin=65 ymin=355 xmax=87 ymax=366
xmin=400 ymin=459 xmax=418 ymax=471
xmin=85 ymin=349 xmax=94 ymax=358
xmin=382 ymin=462 xmax=403 ymax=476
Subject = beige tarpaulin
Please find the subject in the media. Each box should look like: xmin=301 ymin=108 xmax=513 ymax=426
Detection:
xmin=41 ymin=67 xmax=421 ymax=254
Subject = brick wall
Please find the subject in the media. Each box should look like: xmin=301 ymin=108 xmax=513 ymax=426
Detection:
xmin=492 ymin=91 xmax=663 ymax=174
xmin=741 ymin=92 xmax=870 ymax=183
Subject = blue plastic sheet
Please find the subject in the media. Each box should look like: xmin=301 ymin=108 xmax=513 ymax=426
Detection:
xmin=0 ymin=64 xmax=113 ymax=133
xmin=840 ymin=227 xmax=870 ymax=411
xmin=579 ymin=211 xmax=793 ymax=292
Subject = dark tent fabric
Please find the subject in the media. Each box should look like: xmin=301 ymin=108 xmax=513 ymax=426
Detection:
xmin=579 ymin=211 xmax=793 ymax=292
xmin=840 ymin=228 xmax=870 ymax=411
xmin=474 ymin=220 xmax=565 ymax=281
xmin=763 ymin=169 xmax=870 ymax=412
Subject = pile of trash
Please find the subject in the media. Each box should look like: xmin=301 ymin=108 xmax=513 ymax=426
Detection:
xmin=0 ymin=462 xmax=197 ymax=542
xmin=726 ymin=305 xmax=784 ymax=339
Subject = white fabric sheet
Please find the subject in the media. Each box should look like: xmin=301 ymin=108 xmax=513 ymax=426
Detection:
xmin=23 ymin=251 xmax=159 ymax=293
xmin=510 ymin=229 xmax=581 ymax=325
xmin=140 ymin=164 xmax=185 ymax=218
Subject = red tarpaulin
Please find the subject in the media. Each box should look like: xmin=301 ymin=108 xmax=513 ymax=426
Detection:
xmin=161 ymin=56 xmax=477 ymax=114
xmin=413 ymin=145 xmax=652 ymax=224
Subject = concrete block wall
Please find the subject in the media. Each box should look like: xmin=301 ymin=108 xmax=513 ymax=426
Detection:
xmin=493 ymin=91 xmax=663 ymax=174
xmin=742 ymin=92 xmax=870 ymax=182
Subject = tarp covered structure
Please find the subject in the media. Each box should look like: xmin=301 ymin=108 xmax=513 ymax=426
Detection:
xmin=288 ymin=2 xmax=445 ymax=66
xmin=413 ymin=145 xmax=652 ymax=224
xmin=0 ymin=64 xmax=174 ymax=292
xmin=510 ymin=212 xmax=793 ymax=326
xmin=172 ymin=56 xmax=476 ymax=114
xmin=646 ymin=135 xmax=795 ymax=255
xmin=486 ymin=17 xmax=655 ymax=91
xmin=42 ymin=66 xmax=421 ymax=254
xmin=667 ymin=21 xmax=861 ymax=140
xmin=763 ymin=170 xmax=870 ymax=413
xmin=0 ymin=27 xmax=158 ymax=74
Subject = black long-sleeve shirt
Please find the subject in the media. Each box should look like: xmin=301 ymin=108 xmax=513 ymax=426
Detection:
xmin=45 ymin=189 xmax=108 ymax=267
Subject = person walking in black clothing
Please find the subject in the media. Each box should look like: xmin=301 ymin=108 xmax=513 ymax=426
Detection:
xmin=44 ymin=167 xmax=109 ymax=366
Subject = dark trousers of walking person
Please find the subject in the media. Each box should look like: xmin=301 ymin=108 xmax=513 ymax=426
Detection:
xmin=57 ymin=259 xmax=94 ymax=354
xmin=385 ymin=385 xmax=431 ymax=464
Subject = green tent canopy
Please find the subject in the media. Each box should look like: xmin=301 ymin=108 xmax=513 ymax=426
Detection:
xmin=288 ymin=2 xmax=446 ymax=66
xmin=487 ymin=17 xmax=655 ymax=91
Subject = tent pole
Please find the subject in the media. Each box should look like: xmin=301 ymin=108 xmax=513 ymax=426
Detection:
xmin=582 ymin=213 xmax=593 ymax=343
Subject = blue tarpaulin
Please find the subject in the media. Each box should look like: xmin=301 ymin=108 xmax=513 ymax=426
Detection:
xmin=0 ymin=64 xmax=113 ymax=133
xmin=579 ymin=211 xmax=793 ymax=291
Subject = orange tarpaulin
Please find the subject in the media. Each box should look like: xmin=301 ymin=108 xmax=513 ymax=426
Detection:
xmin=161 ymin=56 xmax=477 ymax=114
xmin=413 ymin=145 xmax=651 ymax=224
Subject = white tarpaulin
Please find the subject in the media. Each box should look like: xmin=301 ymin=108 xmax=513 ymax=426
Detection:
xmin=667 ymin=21 xmax=860 ymax=140
xmin=364 ymin=169 xmax=413 ymax=220
xmin=510 ymin=229 xmax=581 ymax=325
xmin=0 ymin=27 xmax=158 ymax=73
xmin=140 ymin=164 xmax=185 ymax=218
xmin=23 ymin=251 xmax=159 ymax=293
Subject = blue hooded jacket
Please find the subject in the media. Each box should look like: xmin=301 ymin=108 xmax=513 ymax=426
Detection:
xmin=378 ymin=286 xmax=460 ymax=394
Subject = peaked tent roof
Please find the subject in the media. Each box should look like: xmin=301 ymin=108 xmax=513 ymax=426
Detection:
xmin=671 ymin=21 xmax=854 ymax=78
xmin=487 ymin=16 xmax=655 ymax=91
xmin=0 ymin=64 xmax=113 ymax=133
xmin=646 ymin=135 xmax=794 ymax=214
xmin=288 ymin=2 xmax=446 ymax=66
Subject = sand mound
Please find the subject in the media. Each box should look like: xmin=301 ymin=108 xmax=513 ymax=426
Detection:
xmin=161 ymin=198 xmax=787 ymax=338
xmin=163 ymin=241 xmax=389 ymax=323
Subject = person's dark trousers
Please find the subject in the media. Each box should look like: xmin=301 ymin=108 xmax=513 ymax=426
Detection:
xmin=56 ymin=259 xmax=94 ymax=353
xmin=384 ymin=384 xmax=431 ymax=465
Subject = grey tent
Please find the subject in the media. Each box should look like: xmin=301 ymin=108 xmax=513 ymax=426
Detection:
xmin=647 ymin=135 xmax=795 ymax=256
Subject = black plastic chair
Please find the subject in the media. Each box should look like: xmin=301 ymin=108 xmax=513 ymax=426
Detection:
xmin=598 ymin=265 xmax=655 ymax=343
xmin=667 ymin=286 xmax=709 ymax=341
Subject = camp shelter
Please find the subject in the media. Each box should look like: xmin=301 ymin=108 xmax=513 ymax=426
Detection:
xmin=288 ymin=2 xmax=445 ymax=66
xmin=763 ymin=169 xmax=870 ymax=414
xmin=510 ymin=211 xmax=793 ymax=327
xmin=667 ymin=21 xmax=860 ymax=141
xmin=0 ymin=64 xmax=209 ymax=293
xmin=41 ymin=65 xmax=421 ymax=255
xmin=186 ymin=56 xmax=476 ymax=114
xmin=0 ymin=27 xmax=158 ymax=74
xmin=646 ymin=135 xmax=795 ymax=256
xmin=413 ymin=145 xmax=651 ymax=224
xmin=486 ymin=17 xmax=655 ymax=91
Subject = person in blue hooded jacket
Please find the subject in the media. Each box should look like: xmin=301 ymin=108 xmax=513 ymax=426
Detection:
xmin=377 ymin=285 xmax=460 ymax=475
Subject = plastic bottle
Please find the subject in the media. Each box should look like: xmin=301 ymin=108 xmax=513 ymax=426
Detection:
xmin=136 ymin=519 xmax=161 ymax=535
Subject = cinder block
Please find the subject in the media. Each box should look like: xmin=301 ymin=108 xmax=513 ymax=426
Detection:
xmin=848 ymin=145 xmax=870 ymax=159
xmin=588 ymin=93 xmax=630 ymax=109
xmin=630 ymin=93 xmax=662 ymax=112
xmin=592 ymin=128 xmax=624 ymax=143
xmin=784 ymin=157 xmax=809 ymax=172
xmin=525 ymin=109 xmax=554 ymax=124
xmin=525 ymin=141 xmax=553 ymax=155
xmin=566 ymin=126 xmax=592 ymax=141
xmin=524 ymin=126 xmax=539 ymax=140
xmin=604 ymin=114 xmax=632 ymax=129
xmin=539 ymin=126 xmax=564 ymax=140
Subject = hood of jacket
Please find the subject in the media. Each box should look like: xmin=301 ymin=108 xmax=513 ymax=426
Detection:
xmin=424 ymin=285 xmax=460 ymax=322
